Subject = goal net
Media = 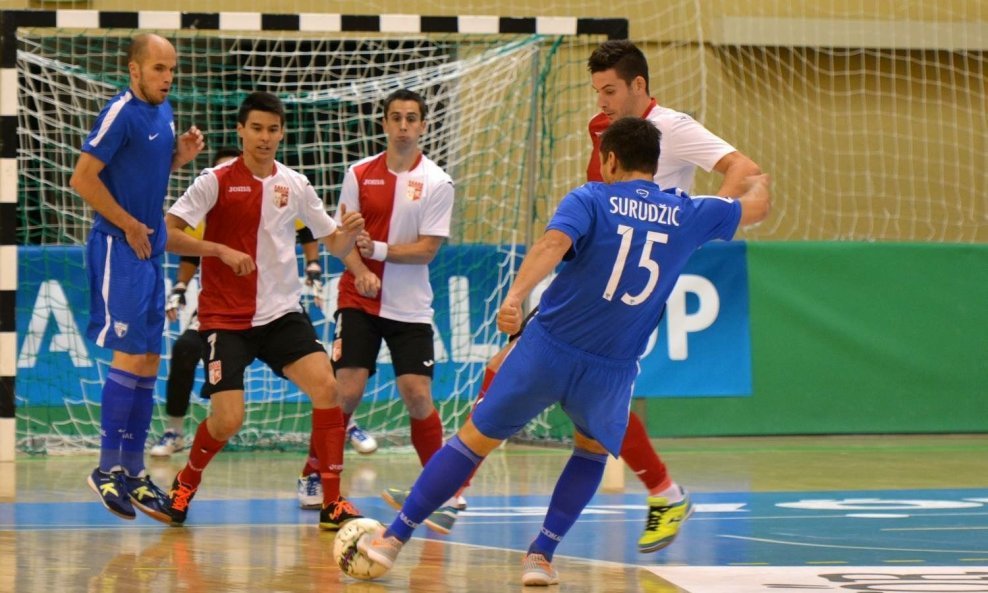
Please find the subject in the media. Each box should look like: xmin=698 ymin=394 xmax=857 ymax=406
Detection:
xmin=13 ymin=26 xmax=604 ymax=453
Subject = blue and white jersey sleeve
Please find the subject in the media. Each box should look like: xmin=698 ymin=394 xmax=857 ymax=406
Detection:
xmin=82 ymin=91 xmax=133 ymax=166
xmin=688 ymin=195 xmax=742 ymax=244
xmin=546 ymin=184 xmax=596 ymax=259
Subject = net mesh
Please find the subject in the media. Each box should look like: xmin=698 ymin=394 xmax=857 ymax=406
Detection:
xmin=15 ymin=30 xmax=597 ymax=453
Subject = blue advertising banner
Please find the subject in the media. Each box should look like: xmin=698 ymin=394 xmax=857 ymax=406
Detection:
xmin=14 ymin=242 xmax=750 ymax=406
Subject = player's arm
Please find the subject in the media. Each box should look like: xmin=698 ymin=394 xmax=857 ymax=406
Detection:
xmin=164 ymin=213 xmax=255 ymax=276
xmin=711 ymin=151 xmax=762 ymax=198
xmin=498 ymin=229 xmax=572 ymax=335
xmin=69 ymin=152 xmax=153 ymax=259
xmin=737 ymin=174 xmax=772 ymax=227
xmin=357 ymin=235 xmax=444 ymax=265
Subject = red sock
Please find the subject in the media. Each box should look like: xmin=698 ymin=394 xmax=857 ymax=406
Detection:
xmin=410 ymin=409 xmax=443 ymax=467
xmin=302 ymin=412 xmax=351 ymax=476
xmin=310 ymin=406 xmax=345 ymax=504
xmin=474 ymin=367 xmax=496 ymax=409
xmin=179 ymin=421 xmax=227 ymax=489
xmin=620 ymin=411 xmax=670 ymax=492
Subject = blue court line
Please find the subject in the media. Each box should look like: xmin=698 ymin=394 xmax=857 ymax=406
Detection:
xmin=3 ymin=487 xmax=986 ymax=567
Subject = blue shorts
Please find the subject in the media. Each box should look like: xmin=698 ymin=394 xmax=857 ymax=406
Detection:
xmin=471 ymin=320 xmax=639 ymax=456
xmin=86 ymin=230 xmax=165 ymax=355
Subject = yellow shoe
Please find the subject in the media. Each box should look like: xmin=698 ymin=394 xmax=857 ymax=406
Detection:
xmin=638 ymin=488 xmax=692 ymax=553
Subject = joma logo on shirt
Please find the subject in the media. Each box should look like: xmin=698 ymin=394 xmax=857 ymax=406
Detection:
xmin=362 ymin=179 xmax=386 ymax=185
xmin=228 ymin=186 xmax=252 ymax=193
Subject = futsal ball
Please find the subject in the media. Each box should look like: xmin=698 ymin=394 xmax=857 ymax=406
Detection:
xmin=333 ymin=518 xmax=390 ymax=580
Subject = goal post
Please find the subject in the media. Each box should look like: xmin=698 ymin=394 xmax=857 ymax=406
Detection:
xmin=2 ymin=9 xmax=624 ymax=455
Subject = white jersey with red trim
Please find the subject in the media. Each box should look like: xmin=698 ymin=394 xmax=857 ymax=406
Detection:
xmin=336 ymin=151 xmax=454 ymax=324
xmin=168 ymin=156 xmax=337 ymax=331
xmin=587 ymin=99 xmax=736 ymax=191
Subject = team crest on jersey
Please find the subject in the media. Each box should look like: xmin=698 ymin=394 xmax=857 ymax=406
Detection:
xmin=208 ymin=361 xmax=222 ymax=385
xmin=273 ymin=184 xmax=290 ymax=208
xmin=406 ymin=180 xmax=423 ymax=201
xmin=113 ymin=321 xmax=128 ymax=338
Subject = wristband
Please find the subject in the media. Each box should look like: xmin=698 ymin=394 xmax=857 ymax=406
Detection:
xmin=370 ymin=241 xmax=388 ymax=262
xmin=172 ymin=281 xmax=187 ymax=293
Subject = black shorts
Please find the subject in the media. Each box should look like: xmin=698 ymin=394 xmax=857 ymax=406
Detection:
xmin=331 ymin=308 xmax=434 ymax=378
xmin=199 ymin=312 xmax=326 ymax=397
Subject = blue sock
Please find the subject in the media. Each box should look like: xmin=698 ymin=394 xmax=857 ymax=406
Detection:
xmin=528 ymin=448 xmax=607 ymax=561
xmin=121 ymin=376 xmax=155 ymax=476
xmin=99 ymin=369 xmax=140 ymax=472
xmin=387 ymin=435 xmax=483 ymax=542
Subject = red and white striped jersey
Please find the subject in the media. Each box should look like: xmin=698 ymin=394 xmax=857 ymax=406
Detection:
xmin=336 ymin=151 xmax=454 ymax=324
xmin=587 ymin=99 xmax=736 ymax=191
xmin=168 ymin=156 xmax=337 ymax=331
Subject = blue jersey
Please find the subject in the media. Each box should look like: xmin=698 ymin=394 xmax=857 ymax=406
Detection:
xmin=538 ymin=180 xmax=741 ymax=360
xmin=82 ymin=89 xmax=175 ymax=257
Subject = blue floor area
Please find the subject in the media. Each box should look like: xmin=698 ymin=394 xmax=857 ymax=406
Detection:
xmin=3 ymin=488 xmax=987 ymax=566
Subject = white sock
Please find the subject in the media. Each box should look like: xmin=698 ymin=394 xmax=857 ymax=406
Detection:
xmin=650 ymin=482 xmax=684 ymax=503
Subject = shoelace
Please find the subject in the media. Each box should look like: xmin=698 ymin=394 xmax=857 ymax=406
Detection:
xmin=645 ymin=501 xmax=671 ymax=531
xmin=329 ymin=498 xmax=359 ymax=520
xmin=304 ymin=476 xmax=320 ymax=496
xmin=170 ymin=483 xmax=196 ymax=512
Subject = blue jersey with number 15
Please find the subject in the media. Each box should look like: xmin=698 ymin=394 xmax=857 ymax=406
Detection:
xmin=537 ymin=180 xmax=741 ymax=360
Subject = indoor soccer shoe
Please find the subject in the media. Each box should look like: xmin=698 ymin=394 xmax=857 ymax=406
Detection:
xmin=124 ymin=473 xmax=172 ymax=523
xmin=318 ymin=496 xmax=363 ymax=531
xmin=381 ymin=488 xmax=459 ymax=534
xmin=296 ymin=473 xmax=322 ymax=510
xmin=424 ymin=505 xmax=459 ymax=534
xmin=521 ymin=553 xmax=559 ymax=586
xmin=149 ymin=430 xmax=185 ymax=457
xmin=357 ymin=527 xmax=403 ymax=569
xmin=87 ymin=467 xmax=136 ymax=520
xmin=165 ymin=475 xmax=198 ymax=526
xmin=347 ymin=423 xmax=378 ymax=454
xmin=638 ymin=487 xmax=693 ymax=553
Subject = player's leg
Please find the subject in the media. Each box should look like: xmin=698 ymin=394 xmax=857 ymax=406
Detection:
xmin=151 ymin=327 xmax=201 ymax=457
xmin=621 ymin=411 xmax=691 ymax=553
xmin=271 ymin=313 xmax=361 ymax=529
xmin=84 ymin=234 xmax=166 ymax=520
xmin=166 ymin=328 xmax=253 ymax=525
xmin=523 ymin=346 xmax=639 ymax=585
xmin=361 ymin=326 xmax=562 ymax=568
xmin=360 ymin=418 xmax=502 ymax=568
xmin=523 ymin=431 xmax=610 ymax=586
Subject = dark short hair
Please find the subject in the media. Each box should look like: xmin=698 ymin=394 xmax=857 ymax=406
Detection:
xmin=587 ymin=40 xmax=650 ymax=93
xmin=238 ymin=91 xmax=285 ymax=126
xmin=381 ymin=89 xmax=427 ymax=120
xmin=599 ymin=117 xmax=660 ymax=177
xmin=212 ymin=147 xmax=240 ymax=165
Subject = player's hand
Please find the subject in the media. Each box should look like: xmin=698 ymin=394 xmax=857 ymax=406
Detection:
xmin=174 ymin=125 xmax=205 ymax=168
xmin=354 ymin=269 xmax=381 ymax=298
xmin=356 ymin=231 xmax=375 ymax=259
xmin=218 ymin=245 xmax=255 ymax=276
xmin=497 ymin=297 xmax=523 ymax=335
xmin=124 ymin=218 xmax=154 ymax=260
xmin=165 ymin=281 xmax=187 ymax=322
xmin=338 ymin=203 xmax=364 ymax=236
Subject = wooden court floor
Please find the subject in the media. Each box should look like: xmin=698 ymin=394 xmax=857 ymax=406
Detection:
xmin=2 ymin=434 xmax=987 ymax=593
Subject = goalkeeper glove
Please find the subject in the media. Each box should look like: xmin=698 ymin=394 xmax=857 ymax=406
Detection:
xmin=166 ymin=281 xmax=187 ymax=314
xmin=305 ymin=260 xmax=323 ymax=286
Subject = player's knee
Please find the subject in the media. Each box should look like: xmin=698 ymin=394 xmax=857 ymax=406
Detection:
xmin=402 ymin=394 xmax=435 ymax=419
xmin=209 ymin=411 xmax=244 ymax=440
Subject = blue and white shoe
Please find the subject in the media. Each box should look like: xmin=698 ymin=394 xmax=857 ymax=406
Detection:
xmin=347 ymin=423 xmax=378 ymax=454
xmin=87 ymin=467 xmax=136 ymax=520
xmin=297 ymin=473 xmax=323 ymax=510
xmin=123 ymin=473 xmax=172 ymax=524
xmin=149 ymin=430 xmax=185 ymax=457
